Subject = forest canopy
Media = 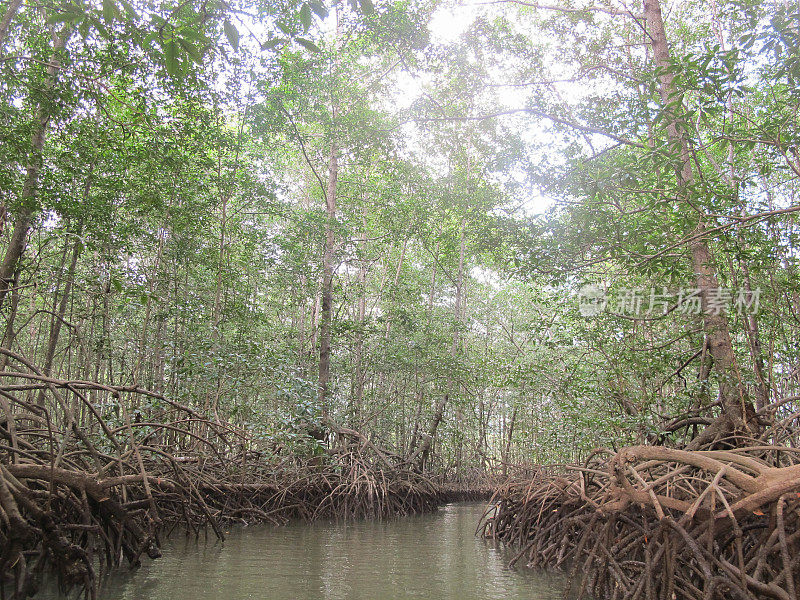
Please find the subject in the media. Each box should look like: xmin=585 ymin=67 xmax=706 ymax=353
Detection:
xmin=1 ymin=0 xmax=798 ymax=468
xmin=0 ymin=0 xmax=797 ymax=470
xmin=3 ymin=0 xmax=800 ymax=598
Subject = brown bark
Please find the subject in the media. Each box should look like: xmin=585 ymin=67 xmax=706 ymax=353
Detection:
xmin=318 ymin=137 xmax=338 ymax=416
xmin=297 ymin=282 xmax=306 ymax=367
xmin=37 ymin=166 xmax=92 ymax=388
xmin=383 ymin=238 xmax=408 ymax=340
xmin=309 ymin=287 xmax=321 ymax=364
xmin=36 ymin=225 xmax=82 ymax=405
xmin=485 ymin=440 xmax=800 ymax=600
xmin=350 ymin=211 xmax=368 ymax=428
xmin=643 ymin=0 xmax=756 ymax=445
xmin=502 ymin=406 xmax=518 ymax=478
xmin=132 ymin=228 xmax=165 ymax=392
xmin=408 ymin=240 xmax=440 ymax=455
xmin=412 ymin=222 xmax=466 ymax=471
xmin=205 ymin=194 xmax=227 ymax=416
xmin=0 ymin=269 xmax=20 ymax=370
xmin=741 ymin=266 xmax=769 ymax=410
xmin=0 ymin=29 xmax=70 ymax=309
xmin=0 ymin=0 xmax=22 ymax=50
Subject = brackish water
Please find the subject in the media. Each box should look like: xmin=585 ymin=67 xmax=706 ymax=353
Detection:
xmin=44 ymin=503 xmax=565 ymax=599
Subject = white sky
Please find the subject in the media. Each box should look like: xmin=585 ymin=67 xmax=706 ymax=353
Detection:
xmin=401 ymin=1 xmax=558 ymax=216
xmin=428 ymin=3 xmax=476 ymax=43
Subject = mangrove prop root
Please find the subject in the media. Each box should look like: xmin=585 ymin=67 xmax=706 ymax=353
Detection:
xmin=480 ymin=429 xmax=800 ymax=600
xmin=0 ymin=348 xmax=477 ymax=599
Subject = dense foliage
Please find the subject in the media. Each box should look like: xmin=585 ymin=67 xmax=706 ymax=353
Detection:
xmin=1 ymin=0 xmax=798 ymax=476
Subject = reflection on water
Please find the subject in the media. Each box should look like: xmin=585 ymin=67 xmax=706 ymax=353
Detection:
xmin=41 ymin=503 xmax=565 ymax=600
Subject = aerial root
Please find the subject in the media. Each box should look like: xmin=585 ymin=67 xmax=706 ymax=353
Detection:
xmin=480 ymin=435 xmax=800 ymax=600
xmin=0 ymin=348 xmax=469 ymax=599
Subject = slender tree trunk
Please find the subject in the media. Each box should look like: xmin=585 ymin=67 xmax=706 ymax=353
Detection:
xmin=351 ymin=211 xmax=368 ymax=428
xmin=0 ymin=29 xmax=70 ymax=308
xmin=0 ymin=0 xmax=22 ymax=50
xmin=212 ymin=198 xmax=227 ymax=350
xmin=0 ymin=270 xmax=20 ymax=370
xmin=708 ymin=1 xmax=771 ymax=412
xmin=383 ymin=238 xmax=408 ymax=340
xmin=407 ymin=240 xmax=440 ymax=459
xmin=38 ymin=226 xmax=81 ymax=384
xmin=310 ymin=287 xmax=321 ymax=365
xmin=409 ymin=392 xmax=424 ymax=450
xmin=502 ymin=405 xmax=518 ymax=478
xmin=35 ymin=231 xmax=81 ymax=405
xmin=152 ymin=306 xmax=165 ymax=393
xmin=297 ymin=280 xmax=306 ymax=368
xmin=318 ymin=136 xmax=338 ymax=417
xmin=205 ymin=195 xmax=228 ymax=417
xmin=132 ymin=228 xmax=165 ymax=387
xmin=643 ymin=0 xmax=755 ymax=446
xmin=739 ymin=261 xmax=770 ymax=410
xmin=414 ymin=222 xmax=466 ymax=471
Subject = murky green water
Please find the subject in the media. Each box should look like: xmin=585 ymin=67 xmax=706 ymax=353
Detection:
xmin=42 ymin=503 xmax=565 ymax=599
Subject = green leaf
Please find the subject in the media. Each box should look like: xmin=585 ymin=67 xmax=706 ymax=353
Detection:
xmin=102 ymin=0 xmax=115 ymax=23
xmin=46 ymin=11 xmax=84 ymax=25
xmin=91 ymin=16 xmax=112 ymax=39
xmin=118 ymin=0 xmax=137 ymax=21
xmin=309 ymin=1 xmax=328 ymax=19
xmin=299 ymin=4 xmax=312 ymax=32
xmin=223 ymin=19 xmax=239 ymax=51
xmin=276 ymin=21 xmax=293 ymax=36
xmin=165 ymin=39 xmax=179 ymax=76
xmin=295 ymin=37 xmax=321 ymax=52
xmin=181 ymin=28 xmax=212 ymax=45
xmin=358 ymin=0 xmax=374 ymax=14
xmin=261 ymin=37 xmax=286 ymax=51
xmin=178 ymin=37 xmax=203 ymax=63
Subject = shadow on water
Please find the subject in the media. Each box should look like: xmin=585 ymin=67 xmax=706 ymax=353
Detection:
xmin=39 ymin=503 xmax=565 ymax=600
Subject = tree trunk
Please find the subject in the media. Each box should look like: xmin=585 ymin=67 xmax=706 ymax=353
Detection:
xmin=350 ymin=211 xmax=368 ymax=428
xmin=36 ymin=225 xmax=82 ymax=406
xmin=205 ymin=194 xmax=227 ymax=417
xmin=643 ymin=0 xmax=756 ymax=446
xmin=413 ymin=222 xmax=466 ymax=471
xmin=502 ymin=405 xmax=518 ymax=478
xmin=740 ymin=264 xmax=769 ymax=410
xmin=0 ymin=29 xmax=70 ymax=309
xmin=0 ymin=269 xmax=20 ymax=370
xmin=383 ymin=238 xmax=408 ymax=340
xmin=0 ymin=0 xmax=23 ymax=50
xmin=408 ymin=239 xmax=439 ymax=456
xmin=318 ymin=137 xmax=338 ymax=416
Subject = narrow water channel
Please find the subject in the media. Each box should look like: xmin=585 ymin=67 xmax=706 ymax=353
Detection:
xmin=43 ymin=503 xmax=565 ymax=599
